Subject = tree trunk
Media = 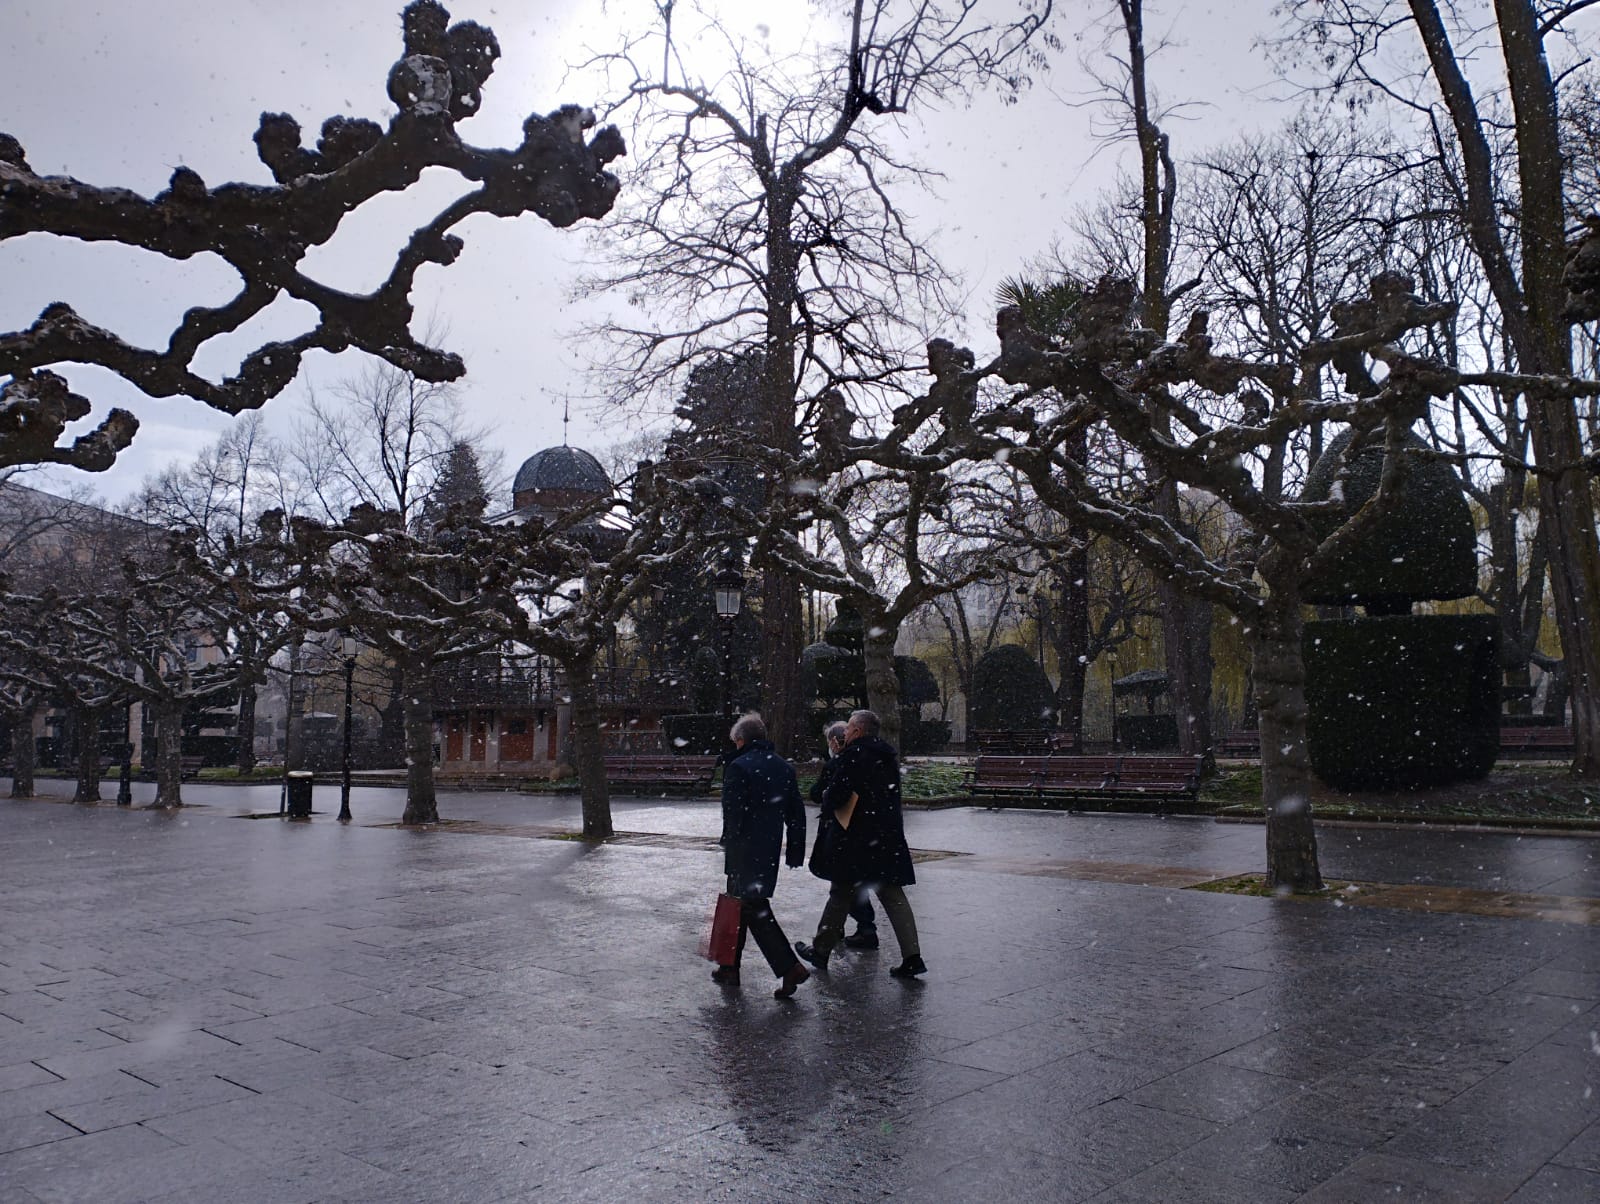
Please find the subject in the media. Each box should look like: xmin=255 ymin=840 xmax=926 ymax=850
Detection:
xmin=400 ymin=666 xmax=438 ymax=825
xmin=1411 ymin=0 xmax=1600 ymax=774
xmin=1166 ymin=593 xmax=1216 ymax=772
xmin=566 ymin=650 xmax=614 ymax=839
xmin=1250 ymin=610 xmax=1324 ymax=892
xmin=759 ymin=571 xmax=805 ymax=758
xmin=9 ymin=705 xmax=37 ymax=798
xmin=152 ymin=700 xmax=184 ymax=808
xmin=236 ymin=676 xmax=258 ymax=774
xmin=862 ymin=619 xmax=903 ymax=754
xmin=1058 ymin=546 xmax=1090 ymax=743
xmin=73 ymin=705 xmax=102 ymax=803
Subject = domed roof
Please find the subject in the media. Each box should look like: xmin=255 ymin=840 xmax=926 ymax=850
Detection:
xmin=512 ymin=446 xmax=611 ymax=498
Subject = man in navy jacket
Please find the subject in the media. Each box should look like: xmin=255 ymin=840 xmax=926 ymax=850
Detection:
xmin=717 ymin=712 xmax=810 ymax=999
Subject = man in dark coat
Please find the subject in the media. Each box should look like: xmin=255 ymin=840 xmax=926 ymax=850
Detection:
xmin=717 ymin=712 xmax=810 ymax=999
xmin=809 ymin=720 xmax=878 ymax=947
xmin=796 ymin=709 xmax=926 ymax=978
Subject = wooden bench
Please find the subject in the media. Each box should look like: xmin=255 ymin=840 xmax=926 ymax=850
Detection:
xmin=974 ymin=729 xmax=1055 ymax=755
xmin=1217 ymin=731 xmax=1261 ymax=758
xmin=969 ymin=754 xmax=1203 ymax=808
xmin=603 ymin=754 xmax=720 ymax=793
xmin=1498 ymin=726 xmax=1575 ymax=757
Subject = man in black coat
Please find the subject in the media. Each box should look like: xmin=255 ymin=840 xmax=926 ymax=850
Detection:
xmin=717 ymin=712 xmax=811 ymax=999
xmin=809 ymin=720 xmax=878 ymax=948
xmin=796 ymin=709 xmax=927 ymax=978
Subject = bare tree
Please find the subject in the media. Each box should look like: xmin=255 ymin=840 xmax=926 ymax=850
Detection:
xmin=1281 ymin=0 xmax=1600 ymax=773
xmin=578 ymin=0 xmax=1054 ymax=753
xmin=0 ymin=0 xmax=624 ymax=474
xmin=870 ymin=271 xmax=1599 ymax=889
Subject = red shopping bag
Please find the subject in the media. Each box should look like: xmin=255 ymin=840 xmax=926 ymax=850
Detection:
xmin=699 ymin=893 xmax=742 ymax=965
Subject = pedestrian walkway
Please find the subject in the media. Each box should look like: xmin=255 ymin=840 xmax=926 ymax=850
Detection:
xmin=0 ymin=782 xmax=1596 ymax=1201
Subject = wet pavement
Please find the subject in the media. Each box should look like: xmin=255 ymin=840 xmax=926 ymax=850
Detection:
xmin=1 ymin=779 xmax=1596 ymax=1202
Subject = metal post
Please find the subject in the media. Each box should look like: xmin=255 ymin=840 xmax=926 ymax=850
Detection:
xmin=339 ymin=654 xmax=355 ymax=822
xmin=720 ymin=619 xmax=735 ymax=726
xmin=116 ymin=701 xmax=133 ymax=806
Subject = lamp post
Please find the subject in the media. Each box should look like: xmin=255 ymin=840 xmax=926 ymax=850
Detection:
xmin=339 ymin=636 xmax=357 ymax=823
xmin=1106 ymin=653 xmax=1118 ymax=752
xmin=712 ymin=551 xmax=745 ymax=727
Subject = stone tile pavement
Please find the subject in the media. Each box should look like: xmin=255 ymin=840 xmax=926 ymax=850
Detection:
xmin=0 ymin=778 xmax=1596 ymax=1201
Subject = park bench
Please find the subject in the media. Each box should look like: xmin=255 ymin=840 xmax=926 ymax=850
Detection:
xmin=603 ymin=754 xmax=720 ymax=793
xmin=1217 ymin=730 xmax=1261 ymax=758
xmin=139 ymin=755 xmax=207 ymax=780
xmin=968 ymin=754 xmax=1203 ymax=809
xmin=1498 ymin=726 xmax=1575 ymax=757
xmin=974 ymin=729 xmax=1055 ymax=755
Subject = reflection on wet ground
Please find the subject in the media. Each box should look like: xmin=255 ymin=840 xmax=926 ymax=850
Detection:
xmin=0 ymin=781 xmax=1596 ymax=1200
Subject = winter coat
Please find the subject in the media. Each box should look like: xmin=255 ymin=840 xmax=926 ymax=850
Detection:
xmin=807 ymin=754 xmax=844 ymax=879
xmin=821 ymin=735 xmax=915 ymax=888
xmin=720 ymin=739 xmax=806 ymax=900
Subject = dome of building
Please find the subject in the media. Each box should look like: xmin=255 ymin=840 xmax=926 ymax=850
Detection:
xmin=512 ymin=446 xmax=612 ymax=501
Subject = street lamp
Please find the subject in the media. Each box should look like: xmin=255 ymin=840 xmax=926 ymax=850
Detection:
xmin=339 ymin=635 xmax=358 ymax=823
xmin=713 ymin=551 xmax=745 ymax=726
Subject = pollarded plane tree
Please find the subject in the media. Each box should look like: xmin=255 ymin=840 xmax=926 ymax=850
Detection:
xmin=578 ymin=0 xmax=1055 ymax=754
xmin=0 ymin=0 xmax=624 ymax=474
xmin=693 ymin=382 xmax=1024 ymax=754
xmin=0 ymin=593 xmax=53 ymax=799
xmin=3 ymin=536 xmax=298 ymax=808
xmin=879 ymin=274 xmax=1600 ymax=890
xmin=509 ymin=460 xmax=714 ymax=840
xmin=0 ymin=620 xmax=125 ymax=805
xmin=250 ymin=505 xmax=530 ymax=826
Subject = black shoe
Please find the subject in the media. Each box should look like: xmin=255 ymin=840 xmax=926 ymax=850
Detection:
xmin=843 ymin=929 xmax=879 ymax=950
xmin=711 ymin=964 xmax=740 ymax=985
xmin=774 ymin=962 xmax=810 ymax=999
xmin=889 ymin=955 xmax=927 ymax=978
xmin=794 ymin=941 xmax=829 ymax=971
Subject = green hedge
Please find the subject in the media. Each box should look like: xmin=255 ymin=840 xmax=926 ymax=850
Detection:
xmin=971 ymin=645 xmax=1054 ymax=731
xmin=1299 ymin=427 xmax=1476 ymax=607
xmin=1304 ymin=614 xmax=1498 ymax=790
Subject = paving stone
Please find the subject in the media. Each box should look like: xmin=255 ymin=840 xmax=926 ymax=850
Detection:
xmin=1506 ymin=1163 xmax=1600 ymax=1203
xmin=0 ymin=1119 xmax=180 ymax=1193
xmin=1 ymin=785 xmax=1595 ymax=1199
xmin=1297 ymin=1151 xmax=1523 ymax=1201
xmin=1552 ymin=1118 xmax=1600 ymax=1173
xmin=1123 ymin=1056 xmax=1305 ymax=1123
xmin=0 ymin=1110 xmax=79 ymax=1155
xmin=1083 ymin=1156 xmax=1300 ymax=1203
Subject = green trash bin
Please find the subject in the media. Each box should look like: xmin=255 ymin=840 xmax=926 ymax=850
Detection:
xmin=284 ymin=771 xmax=314 ymax=818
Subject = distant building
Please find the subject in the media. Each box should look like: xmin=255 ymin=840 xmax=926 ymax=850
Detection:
xmin=434 ymin=445 xmax=667 ymax=776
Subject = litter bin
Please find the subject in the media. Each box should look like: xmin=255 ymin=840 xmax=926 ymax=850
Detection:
xmin=284 ymin=770 xmax=314 ymax=818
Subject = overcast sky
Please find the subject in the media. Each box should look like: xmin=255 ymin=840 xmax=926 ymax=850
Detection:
xmin=3 ymin=0 xmax=1291 ymax=505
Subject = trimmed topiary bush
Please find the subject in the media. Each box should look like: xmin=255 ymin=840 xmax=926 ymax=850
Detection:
xmin=1304 ymin=614 xmax=1498 ymax=789
xmin=1299 ymin=427 xmax=1477 ymax=608
xmin=971 ymin=645 xmax=1055 ymax=731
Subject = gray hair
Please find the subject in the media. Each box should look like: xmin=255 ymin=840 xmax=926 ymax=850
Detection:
xmin=730 ymin=712 xmax=767 ymax=744
xmin=824 ymin=721 xmax=848 ymax=744
xmin=848 ymin=709 xmax=881 ymax=737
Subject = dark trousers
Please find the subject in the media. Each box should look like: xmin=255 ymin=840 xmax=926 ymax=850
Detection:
xmin=849 ymin=892 xmax=876 ymax=931
xmin=814 ymin=881 xmax=919 ymax=960
xmin=735 ymin=897 xmax=800 ymax=977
